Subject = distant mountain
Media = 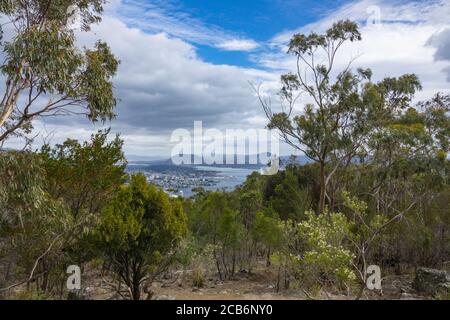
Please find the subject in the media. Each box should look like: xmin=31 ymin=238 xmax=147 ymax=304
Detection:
xmin=126 ymin=155 xmax=167 ymax=162
xmin=128 ymin=154 xmax=311 ymax=170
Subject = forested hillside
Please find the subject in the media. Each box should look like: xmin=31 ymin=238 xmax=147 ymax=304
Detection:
xmin=0 ymin=0 xmax=449 ymax=301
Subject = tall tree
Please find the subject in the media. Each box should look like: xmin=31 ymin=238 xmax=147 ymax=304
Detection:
xmin=0 ymin=0 xmax=118 ymax=144
xmin=255 ymin=20 xmax=422 ymax=213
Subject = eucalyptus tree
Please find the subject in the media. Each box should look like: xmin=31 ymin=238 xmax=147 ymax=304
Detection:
xmin=0 ymin=151 xmax=72 ymax=295
xmin=256 ymin=20 xmax=422 ymax=213
xmin=0 ymin=0 xmax=118 ymax=144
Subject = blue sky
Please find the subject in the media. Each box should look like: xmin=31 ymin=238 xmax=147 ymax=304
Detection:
xmin=5 ymin=0 xmax=450 ymax=158
xmin=153 ymin=0 xmax=350 ymax=67
xmin=121 ymin=0 xmax=353 ymax=68
xmin=118 ymin=0 xmax=429 ymax=69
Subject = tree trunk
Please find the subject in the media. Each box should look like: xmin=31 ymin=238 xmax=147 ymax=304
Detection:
xmin=131 ymin=282 xmax=140 ymax=300
xmin=318 ymin=161 xmax=326 ymax=214
xmin=0 ymin=91 xmax=15 ymax=128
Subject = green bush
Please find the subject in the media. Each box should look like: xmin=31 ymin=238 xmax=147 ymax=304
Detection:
xmin=298 ymin=210 xmax=356 ymax=288
xmin=94 ymin=173 xmax=187 ymax=299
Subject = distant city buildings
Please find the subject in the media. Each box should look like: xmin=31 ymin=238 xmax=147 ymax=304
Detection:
xmin=128 ymin=167 xmax=221 ymax=198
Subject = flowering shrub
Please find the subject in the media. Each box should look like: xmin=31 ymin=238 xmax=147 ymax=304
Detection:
xmin=298 ymin=210 xmax=356 ymax=289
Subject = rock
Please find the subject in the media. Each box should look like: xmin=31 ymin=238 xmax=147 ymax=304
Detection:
xmin=413 ymin=267 xmax=450 ymax=295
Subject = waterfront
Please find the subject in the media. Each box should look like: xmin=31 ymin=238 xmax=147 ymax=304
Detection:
xmin=184 ymin=166 xmax=256 ymax=197
xmin=127 ymin=162 xmax=256 ymax=197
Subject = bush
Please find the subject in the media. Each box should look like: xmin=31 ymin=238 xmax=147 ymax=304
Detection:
xmin=192 ymin=268 xmax=206 ymax=288
xmin=270 ymin=211 xmax=356 ymax=292
xmin=94 ymin=173 xmax=187 ymax=300
xmin=298 ymin=210 xmax=356 ymax=289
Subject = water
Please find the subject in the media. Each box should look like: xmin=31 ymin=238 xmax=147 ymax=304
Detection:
xmin=181 ymin=166 xmax=256 ymax=197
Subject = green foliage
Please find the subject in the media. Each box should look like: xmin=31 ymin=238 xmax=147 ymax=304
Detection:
xmin=288 ymin=20 xmax=361 ymax=56
xmin=0 ymin=1 xmax=106 ymax=31
xmin=268 ymin=209 xmax=360 ymax=292
xmin=0 ymin=151 xmax=45 ymax=227
xmin=217 ymin=208 xmax=245 ymax=250
xmin=0 ymin=151 xmax=74 ymax=296
xmin=342 ymin=191 xmax=387 ymax=238
xmin=186 ymin=191 xmax=249 ymax=279
xmin=298 ymin=211 xmax=356 ymax=288
xmin=252 ymin=209 xmax=284 ymax=250
xmin=94 ymin=173 xmax=187 ymax=299
xmin=268 ymin=220 xmax=302 ymax=291
xmin=268 ymin=168 xmax=312 ymax=221
xmin=0 ymin=0 xmax=118 ymax=143
xmin=260 ymin=19 xmax=430 ymax=214
xmin=39 ymin=129 xmax=127 ymax=217
xmin=1 ymin=17 xmax=449 ymax=300
xmin=239 ymin=189 xmax=263 ymax=230
xmin=1 ymin=130 xmax=128 ymax=297
xmin=252 ymin=19 xmax=449 ymax=296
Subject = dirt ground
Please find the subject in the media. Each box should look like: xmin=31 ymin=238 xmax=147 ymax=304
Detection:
xmin=78 ymin=262 xmax=431 ymax=300
xmin=145 ymin=270 xmax=427 ymax=300
xmin=151 ymin=272 xmax=307 ymax=300
xmin=4 ymin=267 xmax=429 ymax=300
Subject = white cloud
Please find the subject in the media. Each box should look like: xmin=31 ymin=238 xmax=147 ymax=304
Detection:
xmin=113 ymin=0 xmax=260 ymax=52
xmin=30 ymin=8 xmax=275 ymax=157
xmin=271 ymin=0 xmax=450 ymax=44
xmin=427 ymin=27 xmax=450 ymax=81
xmin=217 ymin=39 xmax=260 ymax=51
xmin=258 ymin=0 xmax=450 ymax=102
xmin=4 ymin=0 xmax=450 ymax=159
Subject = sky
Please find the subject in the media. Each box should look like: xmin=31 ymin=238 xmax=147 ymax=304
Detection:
xmin=3 ymin=0 xmax=450 ymax=159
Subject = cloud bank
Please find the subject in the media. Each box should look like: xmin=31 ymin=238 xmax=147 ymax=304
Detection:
xmin=3 ymin=0 xmax=450 ymax=158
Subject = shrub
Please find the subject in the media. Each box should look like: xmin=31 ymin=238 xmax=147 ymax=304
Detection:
xmin=94 ymin=174 xmax=187 ymax=300
xmin=298 ymin=210 xmax=356 ymax=289
xmin=192 ymin=268 xmax=206 ymax=288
